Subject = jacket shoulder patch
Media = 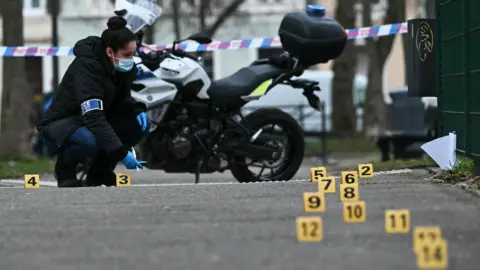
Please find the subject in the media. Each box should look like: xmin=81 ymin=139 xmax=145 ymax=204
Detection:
xmin=81 ymin=99 xmax=103 ymax=115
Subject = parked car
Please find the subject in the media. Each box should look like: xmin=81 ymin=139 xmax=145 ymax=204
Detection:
xmin=242 ymin=70 xmax=368 ymax=133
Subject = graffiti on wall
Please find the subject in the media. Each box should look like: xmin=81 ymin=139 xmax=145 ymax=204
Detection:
xmin=415 ymin=21 xmax=434 ymax=61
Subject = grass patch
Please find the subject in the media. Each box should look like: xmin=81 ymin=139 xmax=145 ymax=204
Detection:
xmin=428 ymin=156 xmax=480 ymax=190
xmin=447 ymin=156 xmax=474 ymax=176
xmin=424 ymin=156 xmax=480 ymax=190
xmin=0 ymin=158 xmax=55 ymax=179
xmin=306 ymin=137 xmax=377 ymax=155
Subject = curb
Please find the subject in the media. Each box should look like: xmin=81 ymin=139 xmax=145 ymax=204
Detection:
xmin=456 ymin=183 xmax=480 ymax=198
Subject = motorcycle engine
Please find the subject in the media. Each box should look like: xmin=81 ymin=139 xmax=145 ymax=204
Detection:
xmin=166 ymin=120 xmax=221 ymax=160
xmin=168 ymin=128 xmax=193 ymax=160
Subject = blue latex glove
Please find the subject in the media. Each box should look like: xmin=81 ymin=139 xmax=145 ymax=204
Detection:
xmin=136 ymin=112 xmax=150 ymax=132
xmin=122 ymin=151 xmax=143 ymax=170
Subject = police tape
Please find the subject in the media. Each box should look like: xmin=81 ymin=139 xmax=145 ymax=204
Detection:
xmin=0 ymin=22 xmax=407 ymax=57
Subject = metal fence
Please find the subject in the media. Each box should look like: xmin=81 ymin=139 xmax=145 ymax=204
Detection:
xmin=436 ymin=0 xmax=480 ymax=169
xmin=241 ymin=103 xmax=364 ymax=161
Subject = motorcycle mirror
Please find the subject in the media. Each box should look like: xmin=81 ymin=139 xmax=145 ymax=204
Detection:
xmin=187 ymin=33 xmax=212 ymax=44
xmin=114 ymin=9 xmax=128 ymax=16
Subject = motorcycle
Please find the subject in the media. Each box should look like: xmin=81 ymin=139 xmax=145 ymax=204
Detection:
xmin=76 ymin=0 xmax=346 ymax=184
xmin=130 ymin=33 xmax=326 ymax=184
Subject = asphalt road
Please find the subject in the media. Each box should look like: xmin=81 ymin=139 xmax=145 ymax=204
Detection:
xmin=1 ymin=165 xmax=480 ymax=270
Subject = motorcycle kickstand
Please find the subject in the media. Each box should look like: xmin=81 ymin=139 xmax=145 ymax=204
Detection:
xmin=195 ymin=159 xmax=204 ymax=184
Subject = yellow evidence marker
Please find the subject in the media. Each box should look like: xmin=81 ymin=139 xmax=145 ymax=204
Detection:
xmin=339 ymin=184 xmax=359 ymax=202
xmin=341 ymin=171 xmax=358 ymax=185
xmin=296 ymin=216 xmax=323 ymax=242
xmin=318 ymin=177 xmax=336 ymax=193
xmin=310 ymin=167 xmax=327 ymax=182
xmin=417 ymin=239 xmax=448 ymax=269
xmin=116 ymin=173 xmax=131 ymax=187
xmin=303 ymin=192 xmax=325 ymax=213
xmin=24 ymin=174 xmax=40 ymax=188
xmin=385 ymin=209 xmax=411 ymax=234
xmin=343 ymin=201 xmax=366 ymax=223
xmin=413 ymin=226 xmax=443 ymax=253
xmin=358 ymin=163 xmax=374 ymax=178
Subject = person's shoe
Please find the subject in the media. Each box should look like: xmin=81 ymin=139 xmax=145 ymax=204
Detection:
xmin=85 ymin=171 xmax=116 ymax=187
xmin=57 ymin=179 xmax=85 ymax=188
xmin=54 ymin=160 xmax=84 ymax=188
xmin=102 ymin=172 xmax=117 ymax=187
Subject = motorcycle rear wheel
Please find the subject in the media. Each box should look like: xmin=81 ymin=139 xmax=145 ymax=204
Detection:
xmin=230 ymin=108 xmax=305 ymax=183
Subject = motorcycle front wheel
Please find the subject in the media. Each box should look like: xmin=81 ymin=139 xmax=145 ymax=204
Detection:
xmin=230 ymin=108 xmax=305 ymax=183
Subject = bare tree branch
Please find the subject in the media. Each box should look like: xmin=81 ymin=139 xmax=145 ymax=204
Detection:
xmin=204 ymin=0 xmax=245 ymax=37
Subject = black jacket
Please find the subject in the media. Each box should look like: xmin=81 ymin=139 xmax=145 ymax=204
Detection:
xmin=37 ymin=36 xmax=146 ymax=161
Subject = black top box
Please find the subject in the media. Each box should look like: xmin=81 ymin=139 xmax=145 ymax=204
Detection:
xmin=278 ymin=6 xmax=347 ymax=66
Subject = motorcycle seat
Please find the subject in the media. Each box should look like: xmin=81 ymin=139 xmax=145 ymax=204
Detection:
xmin=207 ymin=64 xmax=286 ymax=100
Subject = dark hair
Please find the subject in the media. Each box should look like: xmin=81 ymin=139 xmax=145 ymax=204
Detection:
xmin=101 ymin=16 xmax=136 ymax=52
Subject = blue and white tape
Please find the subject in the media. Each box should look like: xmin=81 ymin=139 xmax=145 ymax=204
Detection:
xmin=0 ymin=22 xmax=407 ymax=57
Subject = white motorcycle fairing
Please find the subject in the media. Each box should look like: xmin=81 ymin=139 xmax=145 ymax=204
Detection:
xmin=131 ymin=54 xmax=211 ymax=110
xmin=153 ymin=56 xmax=212 ymax=99
xmin=130 ymin=78 xmax=177 ymax=109
xmin=130 ymin=53 xmax=213 ymax=134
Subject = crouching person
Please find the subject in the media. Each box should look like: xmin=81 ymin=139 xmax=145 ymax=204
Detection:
xmin=37 ymin=16 xmax=151 ymax=188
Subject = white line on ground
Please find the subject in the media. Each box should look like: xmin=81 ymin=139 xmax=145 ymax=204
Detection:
xmin=0 ymin=169 xmax=414 ymax=188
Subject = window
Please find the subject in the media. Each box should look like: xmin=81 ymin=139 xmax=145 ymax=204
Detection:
xmin=32 ymin=0 xmax=40 ymax=8
xmin=354 ymin=85 xmax=366 ymax=107
xmin=24 ymin=0 xmax=46 ymax=16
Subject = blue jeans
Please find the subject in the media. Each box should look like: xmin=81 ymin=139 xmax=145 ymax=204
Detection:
xmin=42 ymin=110 xmax=151 ymax=185
xmin=62 ymin=127 xmax=98 ymax=164
xmin=61 ymin=119 xmax=151 ymax=166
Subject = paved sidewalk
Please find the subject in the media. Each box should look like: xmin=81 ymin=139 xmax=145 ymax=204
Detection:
xmin=0 ymin=168 xmax=479 ymax=270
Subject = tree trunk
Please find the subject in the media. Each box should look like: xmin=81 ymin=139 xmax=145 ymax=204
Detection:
xmin=331 ymin=0 xmax=357 ymax=136
xmin=400 ymin=0 xmax=408 ymax=89
xmin=0 ymin=0 xmax=33 ymax=157
xmin=172 ymin=0 xmax=181 ymax=40
xmin=426 ymin=0 xmax=435 ymax=18
xmin=362 ymin=0 xmax=404 ymax=140
xmin=364 ymin=48 xmax=387 ymax=139
xmin=143 ymin=27 xmax=154 ymax=44
xmin=142 ymin=0 xmax=162 ymax=44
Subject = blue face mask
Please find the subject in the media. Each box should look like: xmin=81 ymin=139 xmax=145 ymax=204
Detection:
xmin=113 ymin=57 xmax=134 ymax=72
